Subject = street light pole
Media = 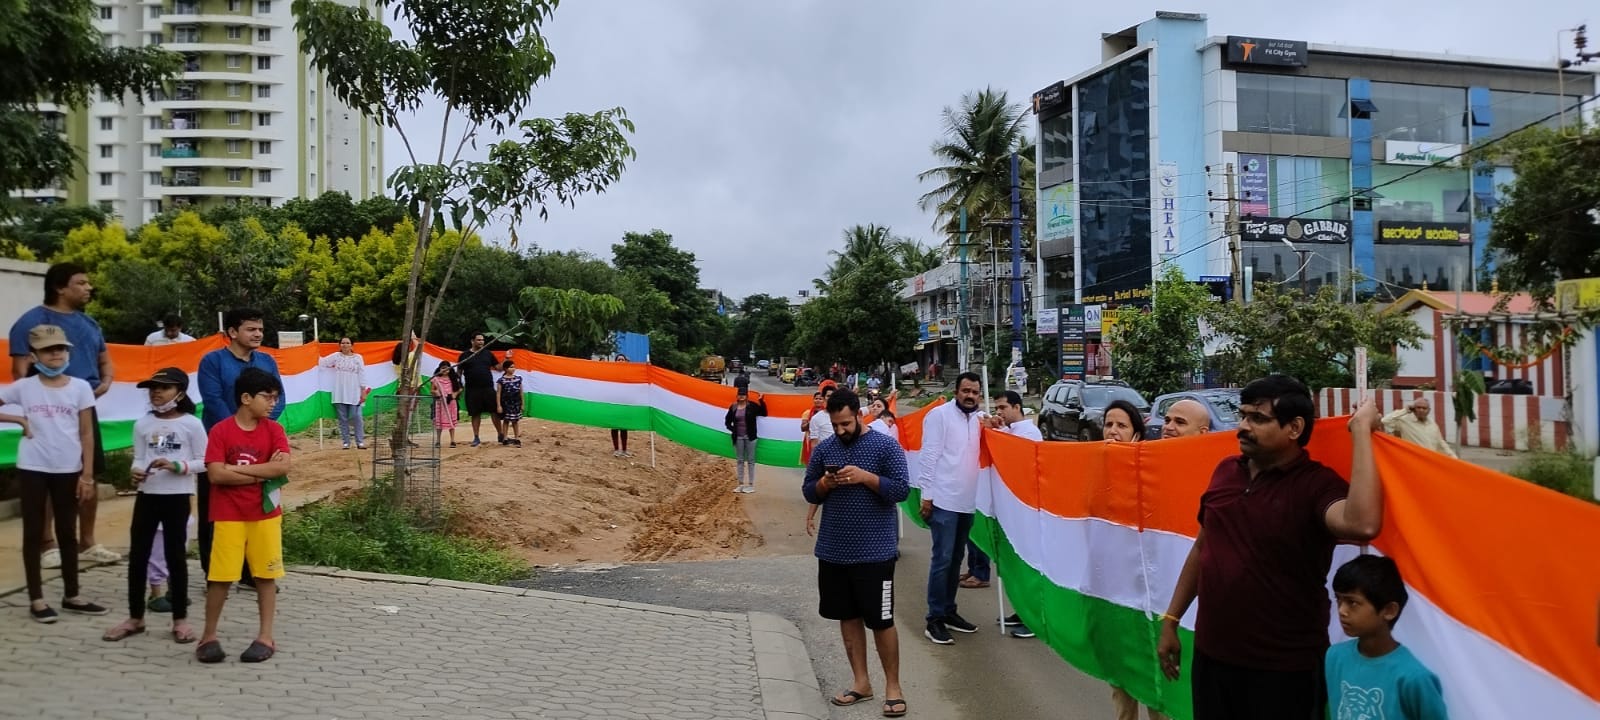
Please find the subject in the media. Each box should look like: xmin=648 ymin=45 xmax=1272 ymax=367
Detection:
xmin=1010 ymin=152 xmax=1024 ymax=359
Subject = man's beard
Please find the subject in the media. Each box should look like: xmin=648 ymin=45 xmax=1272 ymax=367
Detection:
xmin=837 ymin=425 xmax=863 ymax=444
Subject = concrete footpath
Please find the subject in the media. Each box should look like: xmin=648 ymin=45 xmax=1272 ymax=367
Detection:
xmin=0 ymin=561 xmax=827 ymax=720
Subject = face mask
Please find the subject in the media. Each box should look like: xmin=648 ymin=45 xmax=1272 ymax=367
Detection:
xmin=33 ymin=361 xmax=67 ymax=378
xmin=152 ymin=398 xmax=180 ymax=413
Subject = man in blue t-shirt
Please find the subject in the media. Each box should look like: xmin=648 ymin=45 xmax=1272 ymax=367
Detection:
xmin=7 ymin=262 xmax=120 ymax=567
xmin=802 ymin=388 xmax=910 ymax=717
xmin=196 ymin=307 xmax=285 ymax=585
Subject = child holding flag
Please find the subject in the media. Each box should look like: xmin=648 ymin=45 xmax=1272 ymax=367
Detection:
xmin=197 ymin=367 xmax=290 ymax=664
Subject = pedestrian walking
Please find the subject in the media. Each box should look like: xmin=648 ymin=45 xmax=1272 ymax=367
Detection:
xmin=431 ymin=361 xmax=460 ymax=448
xmin=724 ymin=388 xmax=768 ymax=493
xmin=495 ymin=359 xmax=523 ymax=446
xmin=916 ymin=371 xmax=985 ymax=645
xmin=457 ymin=333 xmax=501 ymax=446
xmin=321 ymin=337 xmax=368 ymax=450
xmin=7 ymin=262 xmax=120 ymax=568
xmin=610 ymin=354 xmax=631 ymax=457
xmin=1158 ymin=375 xmax=1386 ymax=720
xmin=802 ymin=389 xmax=910 ymax=718
xmin=102 ymin=367 xmax=204 ymax=644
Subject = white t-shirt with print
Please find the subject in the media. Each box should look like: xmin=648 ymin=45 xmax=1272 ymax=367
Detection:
xmin=0 ymin=376 xmax=96 ymax=474
xmin=131 ymin=413 xmax=208 ymax=495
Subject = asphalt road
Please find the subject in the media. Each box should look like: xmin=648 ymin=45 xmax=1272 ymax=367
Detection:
xmin=517 ymin=372 xmax=1116 ymax=720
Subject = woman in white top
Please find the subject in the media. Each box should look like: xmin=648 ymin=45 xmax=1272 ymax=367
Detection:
xmin=321 ymin=337 xmax=368 ymax=450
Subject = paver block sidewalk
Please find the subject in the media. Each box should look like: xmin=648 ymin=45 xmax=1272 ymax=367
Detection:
xmin=0 ymin=563 xmax=792 ymax=720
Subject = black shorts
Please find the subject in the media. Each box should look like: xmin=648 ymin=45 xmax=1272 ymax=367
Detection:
xmin=90 ymin=406 xmax=106 ymax=476
xmin=1191 ymin=650 xmax=1326 ymax=720
xmin=464 ymin=385 xmax=497 ymax=417
xmin=818 ymin=558 xmax=896 ymax=630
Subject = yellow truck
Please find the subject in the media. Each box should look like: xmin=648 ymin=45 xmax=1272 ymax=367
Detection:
xmin=699 ymin=355 xmax=726 ymax=382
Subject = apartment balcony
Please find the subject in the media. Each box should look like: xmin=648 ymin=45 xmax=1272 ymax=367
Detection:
xmin=169 ymin=2 xmax=200 ymax=14
xmin=161 ymin=147 xmax=200 ymax=158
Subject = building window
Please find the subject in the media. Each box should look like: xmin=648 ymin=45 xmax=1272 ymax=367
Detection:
xmin=226 ymin=111 xmax=242 ymax=125
xmin=148 ymin=144 xmax=160 ymax=157
xmin=256 ymin=112 xmax=270 ymax=126
xmin=149 ymin=117 xmax=161 ymax=130
xmin=1235 ymin=74 xmax=1348 ymax=137
xmin=99 ymin=117 xmax=113 ymax=131
xmin=149 ymin=6 xmax=160 ymax=18
xmin=1243 ymin=242 xmax=1351 ymax=296
xmin=226 ymin=54 xmax=241 ymax=68
xmin=1372 ymin=165 xmax=1470 ymax=224
xmin=1235 ymin=154 xmax=1351 ymax=221
xmin=1369 ymin=82 xmax=1466 ymax=144
xmin=257 ymin=28 xmax=270 ymax=41
xmin=1488 ymin=90 xmax=1585 ymax=140
xmin=227 ymin=169 xmax=243 ymax=183
xmin=226 ymin=139 xmax=242 ymax=154
xmin=227 ymin=26 xmax=242 ymax=39
xmin=258 ymin=169 xmax=272 ymax=182
xmin=99 ymin=6 xmax=113 ymax=20
xmin=1038 ymin=111 xmax=1073 ymax=187
xmin=99 ymin=201 xmax=114 ymax=213
xmin=256 ymin=84 xmax=271 ymax=98
xmin=99 ymin=145 xmax=113 ymax=159
xmin=149 ymin=200 xmax=162 ymax=214
xmin=256 ymin=56 xmax=270 ymax=70
xmin=147 ymin=32 xmax=162 ymax=46
xmin=258 ymin=141 xmax=271 ymax=154
xmin=1075 ymin=54 xmax=1152 ymax=305
xmin=147 ymin=172 xmax=160 ymax=186
xmin=256 ymin=0 xmax=270 ymax=12
xmin=228 ymin=0 xmax=241 ymax=10
xmin=99 ymin=172 xmax=113 ymax=186
xmin=226 ymin=82 xmax=241 ymax=97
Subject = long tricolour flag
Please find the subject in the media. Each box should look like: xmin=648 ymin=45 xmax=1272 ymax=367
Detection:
xmin=894 ymin=406 xmax=1600 ymax=720
xmin=0 ymin=338 xmax=816 ymax=467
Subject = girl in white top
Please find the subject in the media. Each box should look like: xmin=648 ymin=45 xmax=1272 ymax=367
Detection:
xmin=0 ymin=324 xmax=108 ymax=623
xmin=103 ymin=367 xmax=207 ymax=643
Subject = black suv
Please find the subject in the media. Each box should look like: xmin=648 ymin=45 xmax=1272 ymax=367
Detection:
xmin=1038 ymin=379 xmax=1152 ymax=442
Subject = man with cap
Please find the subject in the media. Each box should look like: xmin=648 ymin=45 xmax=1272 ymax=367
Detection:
xmin=8 ymin=262 xmax=120 ymax=568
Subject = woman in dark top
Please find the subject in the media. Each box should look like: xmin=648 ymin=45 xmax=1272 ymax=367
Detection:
xmin=724 ymin=389 xmax=768 ymax=494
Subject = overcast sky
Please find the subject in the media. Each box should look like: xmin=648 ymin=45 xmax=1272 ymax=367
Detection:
xmin=385 ymin=1 xmax=1588 ymax=300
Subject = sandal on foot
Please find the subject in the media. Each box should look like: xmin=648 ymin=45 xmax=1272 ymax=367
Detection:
xmin=829 ymin=690 xmax=873 ymax=707
xmin=882 ymin=698 xmax=908 ymax=717
xmin=172 ymin=623 xmax=197 ymax=644
xmin=240 ymin=639 xmax=276 ymax=663
xmin=195 ymin=640 xmax=226 ymax=663
xmin=959 ymin=576 xmax=990 ymax=588
xmin=102 ymin=620 xmax=145 ymax=641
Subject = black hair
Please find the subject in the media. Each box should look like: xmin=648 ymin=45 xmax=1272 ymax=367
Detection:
xmin=993 ymin=390 xmax=1024 ymax=407
xmin=877 ymin=407 xmax=896 ymax=421
xmin=43 ymin=262 xmax=87 ymax=305
xmin=223 ymin=307 xmax=265 ymax=333
xmin=1104 ymin=399 xmax=1147 ymax=441
xmin=826 ymin=388 xmax=861 ymax=415
xmin=233 ymin=366 xmax=282 ymax=402
xmin=162 ymin=314 xmax=183 ymax=328
xmin=1332 ymin=555 xmax=1409 ymax=629
xmin=1240 ymin=374 xmax=1317 ymax=447
xmin=435 ymin=361 xmax=460 ymax=387
xmin=501 ymin=359 xmax=515 ymax=371
xmin=173 ymin=393 xmax=198 ymax=416
xmin=956 ymin=371 xmax=982 ymax=389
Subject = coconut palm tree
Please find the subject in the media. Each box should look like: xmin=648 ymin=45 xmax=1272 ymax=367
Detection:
xmin=814 ymin=223 xmax=895 ymax=290
xmin=892 ymin=238 xmax=942 ymax=275
xmin=917 ymin=87 xmax=1036 ymax=252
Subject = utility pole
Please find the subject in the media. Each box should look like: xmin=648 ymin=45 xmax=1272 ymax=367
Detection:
xmin=958 ymin=207 xmax=970 ymax=372
xmin=1009 ymin=152 xmax=1025 ymax=359
xmin=1224 ymin=162 xmax=1244 ymax=304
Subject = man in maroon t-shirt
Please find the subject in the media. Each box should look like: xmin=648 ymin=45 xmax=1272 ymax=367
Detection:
xmin=1156 ymin=374 xmax=1385 ymax=720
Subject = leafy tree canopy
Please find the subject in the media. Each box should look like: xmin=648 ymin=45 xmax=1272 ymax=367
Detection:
xmin=1107 ymin=267 xmax=1217 ymax=398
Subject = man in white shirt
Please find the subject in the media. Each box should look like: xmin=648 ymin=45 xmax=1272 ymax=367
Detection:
xmin=916 ymin=371 xmax=986 ymax=645
xmin=1381 ymin=397 xmax=1457 ymax=459
xmin=982 ymin=390 xmax=1042 ymax=638
xmin=144 ymin=315 xmax=195 ymax=346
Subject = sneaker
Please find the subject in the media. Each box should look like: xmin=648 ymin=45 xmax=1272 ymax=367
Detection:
xmin=41 ymin=548 xmax=61 ymax=569
xmin=356 ymin=444 xmax=366 ymax=450
xmin=999 ymin=613 xmax=1024 ymax=627
xmin=1010 ymin=624 xmax=1036 ymax=639
xmin=621 ymin=451 xmax=633 ymax=458
xmin=924 ymin=621 xmax=954 ymax=645
xmin=613 ymin=450 xmax=623 ymax=458
xmin=732 ymin=485 xmax=745 ymax=493
xmin=80 ymin=545 xmax=123 ymax=563
xmin=743 ymin=486 xmax=756 ymax=494
xmin=61 ymin=599 xmax=109 ymax=616
xmin=147 ymin=594 xmax=173 ymax=614
xmin=471 ymin=438 xmax=481 ymax=447
xmin=30 ymin=606 xmax=58 ymax=624
xmin=943 ymin=613 xmax=978 ymax=633
xmin=342 ymin=443 xmax=350 ymax=450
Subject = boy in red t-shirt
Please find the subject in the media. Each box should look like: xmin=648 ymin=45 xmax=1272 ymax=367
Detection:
xmin=197 ymin=367 xmax=290 ymax=664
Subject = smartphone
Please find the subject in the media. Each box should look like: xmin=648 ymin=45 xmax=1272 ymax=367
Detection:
xmin=825 ymin=465 xmax=843 ymax=475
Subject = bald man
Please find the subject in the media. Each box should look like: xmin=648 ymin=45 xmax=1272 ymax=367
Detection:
xmin=1382 ymin=397 xmax=1457 ymax=458
xmin=1160 ymin=398 xmax=1213 ymax=439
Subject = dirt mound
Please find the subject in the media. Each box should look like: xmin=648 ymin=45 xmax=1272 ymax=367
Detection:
xmin=282 ymin=422 xmax=755 ymax=565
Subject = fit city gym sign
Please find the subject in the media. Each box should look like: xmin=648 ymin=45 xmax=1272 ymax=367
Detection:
xmin=1225 ymin=36 xmax=1309 ymax=67
xmin=1376 ymin=221 xmax=1471 ymax=244
xmin=1384 ymin=140 xmax=1463 ymax=166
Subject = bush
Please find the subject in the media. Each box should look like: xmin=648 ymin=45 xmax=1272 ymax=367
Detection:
xmin=283 ymin=479 xmax=531 ymax=584
xmin=1508 ymin=451 xmax=1597 ymax=505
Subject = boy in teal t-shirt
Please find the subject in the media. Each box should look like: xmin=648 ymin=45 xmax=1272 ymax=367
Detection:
xmin=1325 ymin=555 xmax=1449 ymax=720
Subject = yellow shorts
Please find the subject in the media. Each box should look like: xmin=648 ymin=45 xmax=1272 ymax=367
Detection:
xmin=207 ymin=516 xmax=285 ymax=583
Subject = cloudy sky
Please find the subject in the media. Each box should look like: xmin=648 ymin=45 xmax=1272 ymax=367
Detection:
xmin=385 ymin=0 xmax=1587 ymax=299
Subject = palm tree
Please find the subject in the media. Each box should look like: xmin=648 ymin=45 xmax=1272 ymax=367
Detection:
xmin=917 ymin=87 xmax=1036 ymax=252
xmin=815 ymin=223 xmax=896 ymax=290
xmin=892 ymin=238 xmax=942 ymax=275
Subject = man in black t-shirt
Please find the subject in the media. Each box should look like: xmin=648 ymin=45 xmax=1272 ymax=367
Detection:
xmin=456 ymin=333 xmax=501 ymax=447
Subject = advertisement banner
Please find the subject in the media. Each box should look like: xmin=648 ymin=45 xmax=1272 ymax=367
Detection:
xmin=1041 ymin=183 xmax=1076 ymax=243
xmin=1242 ymin=217 xmax=1350 ymax=245
xmin=1384 ymin=140 xmax=1462 ymax=166
xmin=1376 ymin=221 xmax=1471 ymax=245
xmin=1059 ymin=304 xmax=1086 ymax=381
xmin=1154 ymin=162 xmax=1179 ymax=255
xmin=1225 ymin=36 xmax=1309 ymax=67
xmin=1238 ymin=154 xmax=1270 ymax=218
xmin=1036 ymin=307 xmax=1060 ymax=336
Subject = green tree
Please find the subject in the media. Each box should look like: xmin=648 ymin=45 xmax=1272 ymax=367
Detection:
xmin=0 ymin=201 xmax=108 ymax=259
xmin=816 ymin=224 xmax=898 ymax=290
xmin=1206 ymin=283 xmax=1426 ymax=392
xmin=892 ymin=238 xmax=942 ymax=276
xmin=791 ymin=253 xmax=917 ymax=370
xmin=612 ymin=229 xmax=719 ymax=371
xmin=1106 ymin=267 xmax=1217 ymax=398
xmin=0 ymin=0 xmax=180 ymax=206
xmin=917 ymin=87 xmax=1036 ymax=248
xmin=486 ymin=287 xmax=623 ymax=357
xmin=1479 ymin=123 xmax=1600 ymax=297
xmin=426 ymin=244 xmax=528 ymax=347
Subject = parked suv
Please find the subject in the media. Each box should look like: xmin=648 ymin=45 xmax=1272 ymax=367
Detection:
xmin=1038 ymin=379 xmax=1152 ymax=442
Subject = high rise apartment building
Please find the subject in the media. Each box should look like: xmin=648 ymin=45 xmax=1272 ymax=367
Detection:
xmin=13 ymin=0 xmax=385 ymax=225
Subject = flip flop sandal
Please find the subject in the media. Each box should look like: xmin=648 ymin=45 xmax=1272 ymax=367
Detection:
xmin=240 ymin=639 xmax=276 ymax=663
xmin=959 ymin=577 xmax=990 ymax=588
xmin=102 ymin=621 xmax=146 ymax=642
xmin=172 ymin=625 xmax=197 ymax=644
xmin=195 ymin=640 xmax=226 ymax=664
xmin=829 ymin=690 xmax=873 ymax=707
xmin=882 ymin=698 xmax=908 ymax=717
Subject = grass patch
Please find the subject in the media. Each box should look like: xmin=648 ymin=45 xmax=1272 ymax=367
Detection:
xmin=1508 ymin=451 xmax=1597 ymax=505
xmin=283 ymin=479 xmax=531 ymax=584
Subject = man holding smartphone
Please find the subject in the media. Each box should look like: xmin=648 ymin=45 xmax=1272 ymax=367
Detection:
xmin=802 ymin=389 xmax=911 ymax=718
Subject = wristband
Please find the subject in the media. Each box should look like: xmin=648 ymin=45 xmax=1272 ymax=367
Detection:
xmin=1159 ymin=613 xmax=1181 ymax=624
